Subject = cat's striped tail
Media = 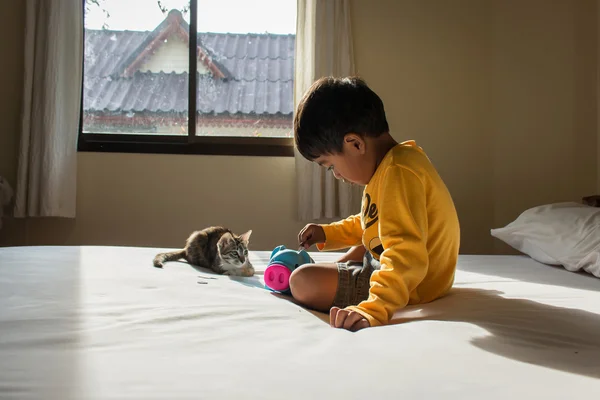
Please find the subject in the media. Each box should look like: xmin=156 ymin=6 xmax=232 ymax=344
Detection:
xmin=153 ymin=250 xmax=186 ymax=268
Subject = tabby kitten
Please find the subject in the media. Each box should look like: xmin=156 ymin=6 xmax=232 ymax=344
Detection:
xmin=153 ymin=226 xmax=254 ymax=277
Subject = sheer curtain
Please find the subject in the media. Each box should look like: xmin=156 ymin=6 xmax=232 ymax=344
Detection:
xmin=14 ymin=0 xmax=83 ymax=218
xmin=294 ymin=0 xmax=363 ymax=221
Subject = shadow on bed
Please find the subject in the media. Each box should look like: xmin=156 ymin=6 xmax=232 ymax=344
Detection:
xmin=164 ymin=260 xmax=265 ymax=278
xmin=169 ymin=259 xmax=329 ymax=322
xmin=267 ymin=292 xmax=331 ymax=324
xmin=389 ymin=287 xmax=600 ymax=379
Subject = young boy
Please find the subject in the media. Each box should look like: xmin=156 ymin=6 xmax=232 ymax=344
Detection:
xmin=290 ymin=76 xmax=460 ymax=332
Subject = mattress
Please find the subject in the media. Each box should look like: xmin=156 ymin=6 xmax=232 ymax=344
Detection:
xmin=1 ymin=246 xmax=599 ymax=399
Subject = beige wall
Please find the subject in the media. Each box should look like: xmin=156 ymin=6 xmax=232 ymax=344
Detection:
xmin=1 ymin=0 xmax=598 ymax=254
xmin=1 ymin=153 xmax=309 ymax=250
xmin=490 ymin=0 xmax=597 ymax=252
xmin=352 ymin=0 xmax=598 ymax=253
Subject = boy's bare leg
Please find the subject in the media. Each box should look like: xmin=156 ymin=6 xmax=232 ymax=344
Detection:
xmin=289 ymin=263 xmax=339 ymax=313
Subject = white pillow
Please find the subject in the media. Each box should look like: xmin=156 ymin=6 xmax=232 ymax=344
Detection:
xmin=490 ymin=202 xmax=600 ymax=278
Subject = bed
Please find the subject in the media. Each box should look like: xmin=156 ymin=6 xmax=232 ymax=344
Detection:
xmin=1 ymin=245 xmax=599 ymax=399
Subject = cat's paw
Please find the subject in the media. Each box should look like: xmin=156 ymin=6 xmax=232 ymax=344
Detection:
xmin=222 ymin=262 xmax=254 ymax=277
xmin=240 ymin=265 xmax=255 ymax=277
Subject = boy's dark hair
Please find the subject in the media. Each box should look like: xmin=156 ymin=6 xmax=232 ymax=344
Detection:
xmin=294 ymin=76 xmax=389 ymax=160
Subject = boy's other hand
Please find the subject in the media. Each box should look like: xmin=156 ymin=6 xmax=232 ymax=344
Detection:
xmin=330 ymin=307 xmax=370 ymax=332
xmin=298 ymin=224 xmax=325 ymax=249
xmin=336 ymin=245 xmax=367 ymax=263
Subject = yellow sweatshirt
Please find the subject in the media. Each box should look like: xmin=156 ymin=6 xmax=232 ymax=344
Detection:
xmin=318 ymin=141 xmax=460 ymax=327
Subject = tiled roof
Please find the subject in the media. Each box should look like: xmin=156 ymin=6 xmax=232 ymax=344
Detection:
xmin=83 ymin=12 xmax=295 ymax=116
xmin=84 ymin=73 xmax=293 ymax=115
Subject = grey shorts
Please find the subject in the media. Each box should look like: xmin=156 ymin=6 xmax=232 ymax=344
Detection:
xmin=333 ymin=251 xmax=381 ymax=308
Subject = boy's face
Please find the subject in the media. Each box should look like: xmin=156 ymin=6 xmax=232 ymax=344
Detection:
xmin=314 ymin=134 xmax=374 ymax=185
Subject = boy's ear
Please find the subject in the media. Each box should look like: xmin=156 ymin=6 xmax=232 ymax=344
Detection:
xmin=343 ymin=133 xmax=366 ymax=155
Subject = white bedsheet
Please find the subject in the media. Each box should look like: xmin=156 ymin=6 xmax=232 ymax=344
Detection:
xmin=1 ymin=246 xmax=599 ymax=399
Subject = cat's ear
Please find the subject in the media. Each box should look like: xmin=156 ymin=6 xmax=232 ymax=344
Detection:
xmin=218 ymin=232 xmax=234 ymax=250
xmin=239 ymin=230 xmax=252 ymax=244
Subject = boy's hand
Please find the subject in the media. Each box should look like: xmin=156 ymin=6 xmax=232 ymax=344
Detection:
xmin=298 ymin=224 xmax=326 ymax=249
xmin=330 ymin=307 xmax=370 ymax=332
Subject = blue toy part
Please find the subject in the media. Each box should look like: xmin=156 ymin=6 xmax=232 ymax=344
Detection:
xmin=264 ymin=245 xmax=314 ymax=293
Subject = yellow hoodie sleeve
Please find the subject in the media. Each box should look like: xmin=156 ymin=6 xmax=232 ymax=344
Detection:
xmin=347 ymin=166 xmax=429 ymax=327
xmin=316 ymin=214 xmax=363 ymax=251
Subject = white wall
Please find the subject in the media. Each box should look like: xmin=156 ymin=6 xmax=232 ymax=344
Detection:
xmin=139 ymin=33 xmax=210 ymax=74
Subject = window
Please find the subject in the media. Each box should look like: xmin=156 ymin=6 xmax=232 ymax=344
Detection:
xmin=79 ymin=0 xmax=297 ymax=156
